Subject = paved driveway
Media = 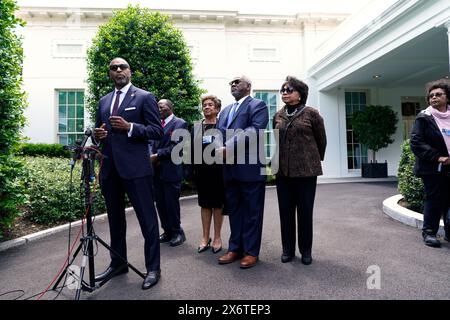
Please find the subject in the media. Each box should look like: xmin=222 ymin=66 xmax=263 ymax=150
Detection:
xmin=0 ymin=182 xmax=449 ymax=300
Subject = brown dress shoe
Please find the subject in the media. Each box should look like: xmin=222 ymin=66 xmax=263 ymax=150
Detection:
xmin=218 ymin=251 xmax=241 ymax=264
xmin=240 ymin=255 xmax=258 ymax=269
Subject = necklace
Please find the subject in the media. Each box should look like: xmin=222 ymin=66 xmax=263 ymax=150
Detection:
xmin=285 ymin=107 xmax=298 ymax=117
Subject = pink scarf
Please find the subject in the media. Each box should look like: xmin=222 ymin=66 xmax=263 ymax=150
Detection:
xmin=427 ymin=105 xmax=450 ymax=155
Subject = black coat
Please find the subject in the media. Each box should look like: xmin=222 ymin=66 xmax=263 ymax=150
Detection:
xmin=410 ymin=110 xmax=449 ymax=176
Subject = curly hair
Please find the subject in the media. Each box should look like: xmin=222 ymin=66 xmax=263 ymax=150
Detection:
xmin=427 ymin=82 xmax=450 ymax=105
xmin=281 ymin=75 xmax=309 ymax=105
xmin=201 ymin=94 xmax=222 ymax=111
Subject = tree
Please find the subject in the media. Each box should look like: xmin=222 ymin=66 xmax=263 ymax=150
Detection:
xmin=0 ymin=0 xmax=27 ymax=240
xmin=352 ymin=105 xmax=398 ymax=162
xmin=86 ymin=5 xmax=204 ymax=124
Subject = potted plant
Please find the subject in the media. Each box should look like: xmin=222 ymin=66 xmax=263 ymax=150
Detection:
xmin=352 ymin=105 xmax=398 ymax=178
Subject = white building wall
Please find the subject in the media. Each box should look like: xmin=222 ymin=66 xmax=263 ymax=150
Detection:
xmin=20 ymin=24 xmax=97 ymax=142
xmin=19 ymin=9 xmax=340 ymax=143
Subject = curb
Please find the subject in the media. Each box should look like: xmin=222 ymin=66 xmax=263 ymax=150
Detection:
xmin=382 ymin=194 xmax=445 ymax=236
xmin=0 ymin=196 xmax=199 ymax=253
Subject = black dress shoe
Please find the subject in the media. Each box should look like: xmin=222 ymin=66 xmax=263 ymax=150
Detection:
xmin=170 ymin=233 xmax=186 ymax=247
xmin=94 ymin=265 xmax=128 ymax=282
xmin=159 ymin=233 xmax=171 ymax=243
xmin=301 ymin=254 xmax=312 ymax=265
xmin=281 ymin=254 xmax=294 ymax=263
xmin=142 ymin=269 xmax=161 ymax=290
xmin=198 ymin=238 xmax=211 ymax=253
xmin=423 ymin=234 xmax=441 ymax=247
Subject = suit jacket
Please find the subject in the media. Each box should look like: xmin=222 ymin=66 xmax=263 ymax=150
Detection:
xmin=410 ymin=109 xmax=450 ymax=176
xmin=151 ymin=116 xmax=188 ymax=182
xmin=217 ymin=96 xmax=269 ymax=182
xmin=273 ymin=105 xmax=327 ymax=177
xmin=95 ymin=85 xmax=163 ymax=180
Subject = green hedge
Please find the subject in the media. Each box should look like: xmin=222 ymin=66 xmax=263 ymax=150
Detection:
xmin=22 ymin=157 xmax=106 ymax=225
xmin=19 ymin=143 xmax=70 ymax=158
xmin=397 ymin=140 xmax=424 ymax=211
xmin=0 ymin=0 xmax=27 ymax=241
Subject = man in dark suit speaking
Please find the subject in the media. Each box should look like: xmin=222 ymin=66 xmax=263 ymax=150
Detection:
xmin=217 ymin=76 xmax=269 ymax=269
xmin=93 ymin=57 xmax=163 ymax=290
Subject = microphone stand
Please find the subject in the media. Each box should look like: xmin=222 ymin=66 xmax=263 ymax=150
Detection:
xmin=52 ymin=129 xmax=145 ymax=300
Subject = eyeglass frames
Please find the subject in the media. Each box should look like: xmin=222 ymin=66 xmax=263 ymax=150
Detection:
xmin=280 ymin=86 xmax=294 ymax=94
xmin=109 ymin=64 xmax=130 ymax=71
xmin=229 ymin=79 xmax=241 ymax=86
xmin=428 ymin=92 xmax=446 ymax=99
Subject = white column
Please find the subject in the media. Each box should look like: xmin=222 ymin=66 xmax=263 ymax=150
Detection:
xmin=446 ymin=22 xmax=450 ymax=75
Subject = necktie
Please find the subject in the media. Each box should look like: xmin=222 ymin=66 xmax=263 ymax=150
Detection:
xmin=111 ymin=90 xmax=122 ymax=116
xmin=161 ymin=119 xmax=165 ymax=128
xmin=227 ymin=102 xmax=239 ymax=127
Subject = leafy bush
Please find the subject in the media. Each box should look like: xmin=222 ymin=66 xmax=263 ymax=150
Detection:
xmin=86 ymin=5 xmax=204 ymax=124
xmin=397 ymin=140 xmax=424 ymax=211
xmin=22 ymin=157 xmax=106 ymax=225
xmin=19 ymin=143 xmax=70 ymax=158
xmin=352 ymin=105 xmax=398 ymax=162
xmin=0 ymin=0 xmax=27 ymax=240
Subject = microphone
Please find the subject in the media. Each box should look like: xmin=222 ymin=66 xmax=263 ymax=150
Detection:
xmin=70 ymin=128 xmax=93 ymax=166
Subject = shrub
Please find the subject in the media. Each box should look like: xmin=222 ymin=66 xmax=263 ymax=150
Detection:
xmin=352 ymin=105 xmax=398 ymax=162
xmin=22 ymin=157 xmax=106 ymax=225
xmin=0 ymin=0 xmax=27 ymax=240
xmin=19 ymin=143 xmax=70 ymax=158
xmin=86 ymin=5 xmax=204 ymax=124
xmin=397 ymin=140 xmax=424 ymax=211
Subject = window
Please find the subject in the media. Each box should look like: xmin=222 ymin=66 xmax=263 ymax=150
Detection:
xmin=254 ymin=91 xmax=279 ymax=159
xmin=345 ymin=92 xmax=368 ymax=169
xmin=57 ymin=90 xmax=85 ymax=145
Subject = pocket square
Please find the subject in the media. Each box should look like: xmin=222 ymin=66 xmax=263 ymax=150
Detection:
xmin=124 ymin=107 xmax=136 ymax=111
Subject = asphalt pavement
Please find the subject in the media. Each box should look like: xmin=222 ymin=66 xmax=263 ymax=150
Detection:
xmin=1 ymin=181 xmax=449 ymax=300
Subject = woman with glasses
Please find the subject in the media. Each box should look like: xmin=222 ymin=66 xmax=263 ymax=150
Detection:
xmin=410 ymin=82 xmax=450 ymax=247
xmin=272 ymin=76 xmax=327 ymax=265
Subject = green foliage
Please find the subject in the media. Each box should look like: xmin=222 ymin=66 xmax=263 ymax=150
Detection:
xmin=86 ymin=5 xmax=204 ymax=124
xmin=19 ymin=143 xmax=70 ymax=158
xmin=0 ymin=0 xmax=27 ymax=240
xmin=352 ymin=105 xmax=398 ymax=161
xmin=397 ymin=140 xmax=424 ymax=211
xmin=22 ymin=157 xmax=106 ymax=225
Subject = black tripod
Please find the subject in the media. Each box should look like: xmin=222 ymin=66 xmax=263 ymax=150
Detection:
xmin=53 ymin=131 xmax=145 ymax=300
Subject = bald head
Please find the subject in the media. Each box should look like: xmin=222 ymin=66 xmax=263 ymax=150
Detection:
xmin=230 ymin=75 xmax=252 ymax=101
xmin=109 ymin=57 xmax=131 ymax=89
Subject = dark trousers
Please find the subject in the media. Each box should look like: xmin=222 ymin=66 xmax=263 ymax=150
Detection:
xmin=154 ymin=176 xmax=182 ymax=237
xmin=101 ymin=165 xmax=160 ymax=272
xmin=225 ymin=180 xmax=266 ymax=257
xmin=421 ymin=174 xmax=450 ymax=235
xmin=276 ymin=176 xmax=317 ymax=256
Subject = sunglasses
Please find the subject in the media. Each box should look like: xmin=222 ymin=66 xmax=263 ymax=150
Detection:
xmin=229 ymin=79 xmax=241 ymax=86
xmin=428 ymin=92 xmax=446 ymax=99
xmin=280 ymin=87 xmax=294 ymax=94
xmin=109 ymin=64 xmax=130 ymax=71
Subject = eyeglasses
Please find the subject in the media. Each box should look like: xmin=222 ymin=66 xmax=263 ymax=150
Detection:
xmin=428 ymin=92 xmax=446 ymax=99
xmin=229 ymin=79 xmax=241 ymax=86
xmin=109 ymin=64 xmax=130 ymax=71
xmin=280 ymin=87 xmax=294 ymax=94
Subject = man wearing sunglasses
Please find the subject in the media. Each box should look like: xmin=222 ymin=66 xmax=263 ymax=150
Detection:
xmin=216 ymin=75 xmax=269 ymax=269
xmin=93 ymin=57 xmax=164 ymax=290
